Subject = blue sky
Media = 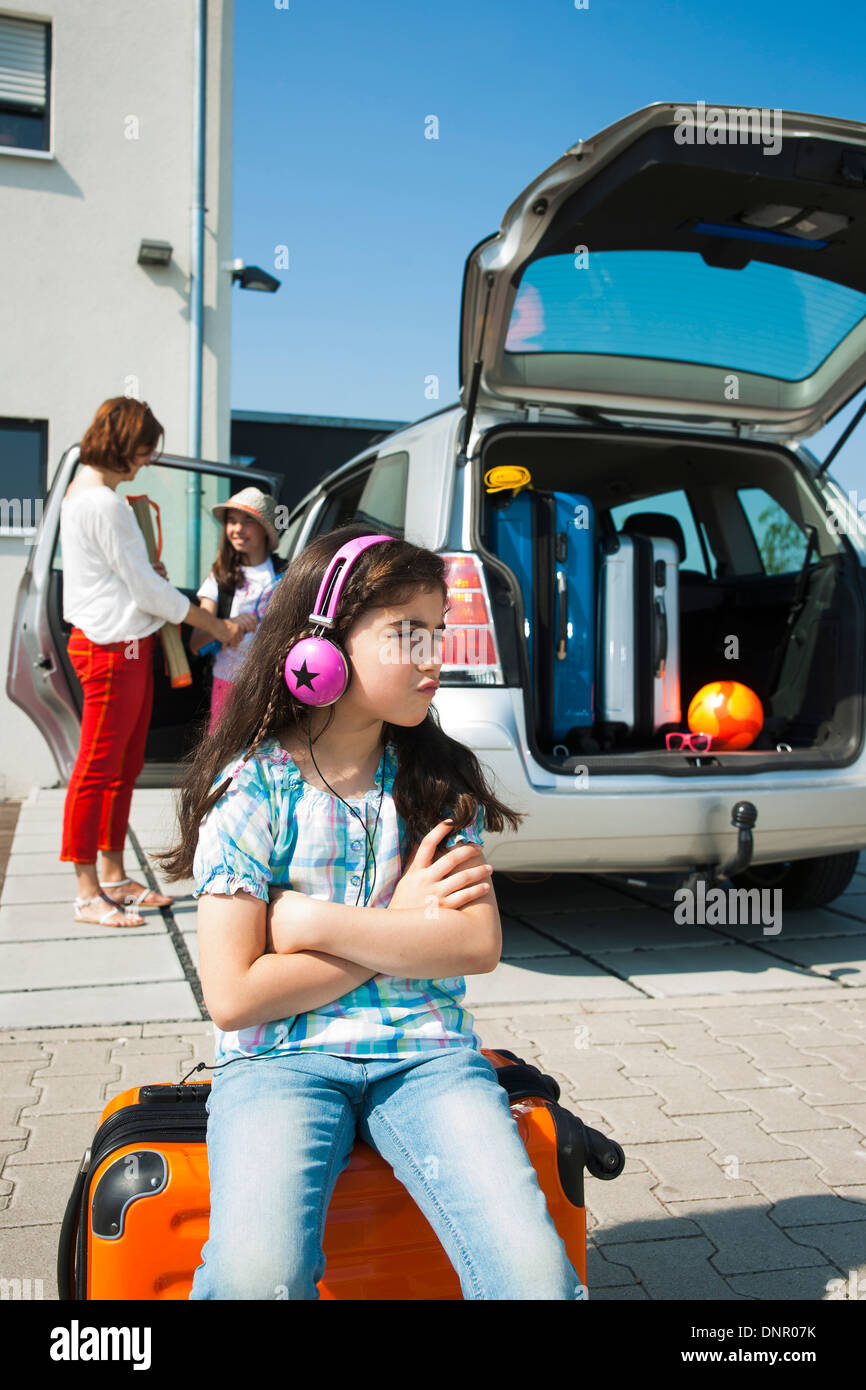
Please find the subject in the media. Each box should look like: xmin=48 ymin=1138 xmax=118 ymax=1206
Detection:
xmin=231 ymin=0 xmax=866 ymax=490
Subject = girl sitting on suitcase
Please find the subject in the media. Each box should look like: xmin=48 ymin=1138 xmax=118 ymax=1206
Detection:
xmin=161 ymin=524 xmax=589 ymax=1301
xmin=189 ymin=487 xmax=287 ymax=734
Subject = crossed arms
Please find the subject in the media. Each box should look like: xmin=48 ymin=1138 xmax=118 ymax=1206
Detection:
xmin=197 ymin=829 xmax=502 ymax=1032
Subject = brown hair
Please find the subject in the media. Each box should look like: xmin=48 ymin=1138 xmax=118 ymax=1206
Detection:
xmin=158 ymin=522 xmax=525 ymax=880
xmin=211 ymin=515 xmax=269 ymax=592
xmin=79 ymin=398 xmax=164 ymax=477
xmin=211 ymin=528 xmax=246 ymax=594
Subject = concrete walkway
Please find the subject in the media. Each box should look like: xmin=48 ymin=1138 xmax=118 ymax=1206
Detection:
xmin=0 ymin=787 xmax=865 ymax=1300
xmin=5 ymin=786 xmax=866 ymax=1025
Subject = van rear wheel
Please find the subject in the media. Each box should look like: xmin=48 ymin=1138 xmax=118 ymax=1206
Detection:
xmin=730 ymin=852 xmax=860 ymax=910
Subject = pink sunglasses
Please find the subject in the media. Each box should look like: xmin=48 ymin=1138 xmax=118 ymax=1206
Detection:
xmin=665 ymin=732 xmax=714 ymax=752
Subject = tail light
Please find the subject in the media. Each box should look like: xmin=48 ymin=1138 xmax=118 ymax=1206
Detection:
xmin=439 ymin=553 xmax=502 ymax=685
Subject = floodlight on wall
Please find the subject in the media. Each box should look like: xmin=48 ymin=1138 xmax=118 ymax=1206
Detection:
xmin=222 ymin=257 xmax=280 ymax=293
xmin=137 ymin=239 xmax=173 ymax=267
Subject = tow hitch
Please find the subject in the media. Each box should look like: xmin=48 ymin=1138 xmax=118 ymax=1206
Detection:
xmin=680 ymin=801 xmax=758 ymax=897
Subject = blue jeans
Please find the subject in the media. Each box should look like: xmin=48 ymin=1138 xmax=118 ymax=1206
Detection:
xmin=189 ymin=1045 xmax=589 ymax=1301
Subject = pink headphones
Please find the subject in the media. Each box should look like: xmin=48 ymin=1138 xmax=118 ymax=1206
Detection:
xmin=283 ymin=534 xmax=394 ymax=706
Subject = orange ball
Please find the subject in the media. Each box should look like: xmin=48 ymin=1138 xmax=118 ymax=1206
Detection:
xmin=687 ymin=681 xmax=764 ymax=750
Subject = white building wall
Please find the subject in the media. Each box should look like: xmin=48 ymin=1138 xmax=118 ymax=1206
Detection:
xmin=0 ymin=0 xmax=234 ymax=796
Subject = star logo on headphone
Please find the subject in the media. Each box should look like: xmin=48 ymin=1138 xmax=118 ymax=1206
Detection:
xmin=291 ymin=659 xmax=319 ymax=692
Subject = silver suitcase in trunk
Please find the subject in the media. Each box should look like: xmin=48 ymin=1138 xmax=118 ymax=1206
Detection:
xmin=597 ymin=533 xmax=681 ymax=734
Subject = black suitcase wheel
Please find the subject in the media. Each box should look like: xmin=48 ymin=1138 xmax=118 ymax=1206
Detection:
xmin=583 ymin=1125 xmax=626 ymax=1181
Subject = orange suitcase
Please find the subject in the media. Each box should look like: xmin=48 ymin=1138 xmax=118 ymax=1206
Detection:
xmin=58 ymin=1047 xmax=624 ymax=1300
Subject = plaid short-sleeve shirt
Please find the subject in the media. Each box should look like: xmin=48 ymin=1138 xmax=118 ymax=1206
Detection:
xmin=193 ymin=736 xmax=487 ymax=1064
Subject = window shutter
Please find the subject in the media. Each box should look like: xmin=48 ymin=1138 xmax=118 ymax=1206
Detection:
xmin=0 ymin=16 xmax=48 ymax=111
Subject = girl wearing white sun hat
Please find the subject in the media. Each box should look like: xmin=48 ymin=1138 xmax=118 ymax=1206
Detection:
xmin=190 ymin=487 xmax=288 ymax=733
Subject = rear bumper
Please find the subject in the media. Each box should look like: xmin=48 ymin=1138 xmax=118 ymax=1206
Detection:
xmin=435 ymin=690 xmax=866 ymax=873
xmin=477 ymin=768 xmax=866 ymax=872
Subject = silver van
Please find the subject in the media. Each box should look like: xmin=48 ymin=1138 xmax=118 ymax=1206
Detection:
xmin=11 ymin=102 xmax=866 ymax=908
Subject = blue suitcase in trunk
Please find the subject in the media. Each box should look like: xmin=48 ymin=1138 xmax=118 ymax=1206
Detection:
xmin=487 ymin=489 xmax=537 ymax=681
xmin=487 ymin=488 xmax=595 ymax=743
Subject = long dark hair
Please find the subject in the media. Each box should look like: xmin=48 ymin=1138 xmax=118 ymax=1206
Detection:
xmin=211 ymin=528 xmax=246 ymax=593
xmin=159 ymin=523 xmax=525 ymax=880
xmin=211 ymin=515 xmax=273 ymax=591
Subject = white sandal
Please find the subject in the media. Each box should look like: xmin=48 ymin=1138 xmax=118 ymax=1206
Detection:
xmin=98 ymin=877 xmax=171 ymax=908
xmin=73 ymin=895 xmax=143 ymax=928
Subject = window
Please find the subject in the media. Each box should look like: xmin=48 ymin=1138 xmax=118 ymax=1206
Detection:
xmin=505 ymin=250 xmax=866 ymax=383
xmin=114 ymin=465 xmax=238 ymax=591
xmin=738 ymin=487 xmax=810 ymax=576
xmin=354 ymin=451 xmax=408 ymax=533
xmin=310 ymin=468 xmax=375 ymax=538
xmin=0 ymin=418 xmax=46 ymax=534
xmin=609 ymin=489 xmax=708 ymax=574
xmin=51 ymin=463 xmax=267 ymax=588
xmin=50 ymin=466 xmax=254 ymax=584
xmin=0 ymin=15 xmax=51 ymax=152
xmin=274 ymin=507 xmax=307 ymax=562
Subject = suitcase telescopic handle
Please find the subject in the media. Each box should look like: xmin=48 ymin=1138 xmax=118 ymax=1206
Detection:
xmin=556 ymin=570 xmax=568 ymax=660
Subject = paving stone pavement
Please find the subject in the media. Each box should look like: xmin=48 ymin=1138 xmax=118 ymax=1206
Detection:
xmin=0 ymin=992 xmax=864 ymax=1302
xmin=1 ymin=787 xmax=865 ymax=1301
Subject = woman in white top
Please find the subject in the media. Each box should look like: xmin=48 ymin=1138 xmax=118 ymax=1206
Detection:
xmin=60 ymin=397 xmax=252 ymax=928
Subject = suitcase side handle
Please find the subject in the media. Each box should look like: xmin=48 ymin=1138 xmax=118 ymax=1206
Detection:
xmin=653 ymin=596 xmax=667 ymax=676
xmin=555 ymin=569 xmax=568 ymax=660
xmin=57 ymin=1149 xmax=89 ymax=1301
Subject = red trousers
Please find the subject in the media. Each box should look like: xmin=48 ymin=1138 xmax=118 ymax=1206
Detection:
xmin=60 ymin=629 xmax=156 ymax=864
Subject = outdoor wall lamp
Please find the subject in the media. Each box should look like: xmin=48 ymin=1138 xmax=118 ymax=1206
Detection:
xmin=223 ymin=257 xmax=280 ymax=292
xmin=137 ymin=239 xmax=173 ymax=267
